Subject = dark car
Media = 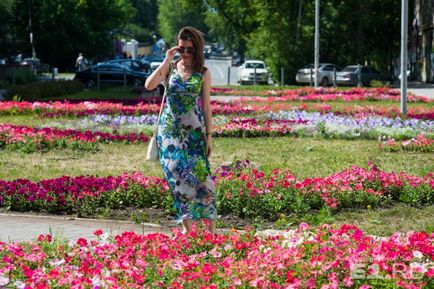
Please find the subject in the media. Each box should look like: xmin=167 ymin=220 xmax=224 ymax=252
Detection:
xmin=106 ymin=59 xmax=150 ymax=73
xmin=21 ymin=57 xmax=50 ymax=74
xmin=335 ymin=65 xmax=387 ymax=86
xmin=204 ymin=45 xmax=212 ymax=59
xmin=74 ymin=63 xmax=149 ymax=88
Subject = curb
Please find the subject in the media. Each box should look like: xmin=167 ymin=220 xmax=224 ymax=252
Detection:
xmin=0 ymin=213 xmax=164 ymax=229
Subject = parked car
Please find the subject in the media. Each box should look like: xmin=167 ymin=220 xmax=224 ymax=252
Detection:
xmin=335 ymin=65 xmax=387 ymax=86
xmin=204 ymin=45 xmax=212 ymax=59
xmin=106 ymin=59 xmax=150 ymax=73
xmin=231 ymin=53 xmax=243 ymax=67
xmin=398 ymin=69 xmax=411 ymax=80
xmin=237 ymin=60 xmax=269 ymax=85
xmin=295 ymin=63 xmax=341 ymax=87
xmin=73 ymin=63 xmax=149 ymax=88
xmin=146 ymin=57 xmax=164 ymax=72
xmin=21 ymin=57 xmax=50 ymax=74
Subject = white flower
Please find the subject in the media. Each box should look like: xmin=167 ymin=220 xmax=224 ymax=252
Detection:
xmin=0 ymin=275 xmax=9 ymax=286
xmin=68 ymin=240 xmax=75 ymax=247
xmin=91 ymin=275 xmax=103 ymax=287
xmin=413 ymin=250 xmax=424 ymax=259
xmin=14 ymin=280 xmax=26 ymax=289
xmin=49 ymin=259 xmax=65 ymax=266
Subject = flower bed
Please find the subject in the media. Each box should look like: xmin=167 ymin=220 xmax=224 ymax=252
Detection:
xmin=266 ymin=111 xmax=434 ymax=140
xmin=0 ymin=224 xmax=434 ymax=288
xmin=40 ymin=115 xmax=158 ymax=136
xmin=18 ymin=110 xmax=434 ymax=142
xmin=2 ymin=100 xmax=434 ymax=121
xmin=1 ymin=163 xmax=433 ymax=220
xmin=212 ymin=87 xmax=433 ymax=103
xmin=0 ymin=124 xmax=150 ymax=152
xmin=213 ymin=118 xmax=298 ymax=137
xmin=0 ymin=101 xmax=254 ymax=117
xmin=380 ymin=134 xmax=434 ymax=153
xmin=0 ymin=172 xmax=169 ymax=216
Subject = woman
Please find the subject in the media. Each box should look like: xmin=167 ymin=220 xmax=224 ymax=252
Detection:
xmin=145 ymin=27 xmax=216 ymax=234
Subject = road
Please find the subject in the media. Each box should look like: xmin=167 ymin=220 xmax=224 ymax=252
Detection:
xmin=55 ymin=59 xmax=434 ymax=99
xmin=205 ymin=57 xmax=239 ymax=86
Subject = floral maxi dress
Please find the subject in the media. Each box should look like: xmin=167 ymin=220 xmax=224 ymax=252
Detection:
xmin=157 ymin=66 xmax=217 ymax=222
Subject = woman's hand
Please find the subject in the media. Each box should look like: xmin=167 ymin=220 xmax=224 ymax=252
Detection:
xmin=145 ymin=46 xmax=179 ymax=90
xmin=164 ymin=46 xmax=180 ymax=63
xmin=206 ymin=134 xmax=212 ymax=158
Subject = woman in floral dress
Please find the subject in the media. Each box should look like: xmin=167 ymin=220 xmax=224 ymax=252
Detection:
xmin=145 ymin=27 xmax=216 ymax=234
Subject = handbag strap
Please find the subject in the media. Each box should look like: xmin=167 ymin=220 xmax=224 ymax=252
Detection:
xmin=155 ymin=62 xmax=174 ymax=130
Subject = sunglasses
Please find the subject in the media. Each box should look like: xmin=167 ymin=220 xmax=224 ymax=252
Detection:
xmin=177 ymin=47 xmax=196 ymax=55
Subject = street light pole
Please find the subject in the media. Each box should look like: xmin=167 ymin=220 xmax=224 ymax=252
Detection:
xmin=400 ymin=0 xmax=408 ymax=115
xmin=28 ymin=0 xmax=36 ymax=59
xmin=314 ymin=0 xmax=320 ymax=88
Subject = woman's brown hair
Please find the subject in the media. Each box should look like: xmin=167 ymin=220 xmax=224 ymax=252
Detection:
xmin=176 ymin=26 xmax=206 ymax=73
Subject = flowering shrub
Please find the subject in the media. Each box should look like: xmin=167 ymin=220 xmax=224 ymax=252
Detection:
xmin=380 ymin=134 xmax=434 ymax=153
xmin=0 ymin=124 xmax=150 ymax=152
xmin=1 ymin=224 xmax=434 ymax=288
xmin=1 ymin=164 xmax=433 ymax=219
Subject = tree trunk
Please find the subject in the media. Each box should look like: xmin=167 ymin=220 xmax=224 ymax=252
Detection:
xmin=295 ymin=0 xmax=303 ymax=42
xmin=415 ymin=0 xmax=433 ymax=82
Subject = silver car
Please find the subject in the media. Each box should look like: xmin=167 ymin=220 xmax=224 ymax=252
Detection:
xmin=296 ymin=63 xmax=341 ymax=86
xmin=335 ymin=65 xmax=385 ymax=86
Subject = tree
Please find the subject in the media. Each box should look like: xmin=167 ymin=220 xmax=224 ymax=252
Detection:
xmin=126 ymin=0 xmax=159 ymax=43
xmin=10 ymin=0 xmax=135 ymax=69
xmin=157 ymin=0 xmax=208 ymax=46
xmin=415 ymin=0 xmax=433 ymax=82
xmin=0 ymin=0 xmax=15 ymax=57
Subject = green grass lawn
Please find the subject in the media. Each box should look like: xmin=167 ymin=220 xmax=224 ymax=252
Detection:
xmin=1 ymin=136 xmax=433 ymax=235
xmin=1 ymin=106 xmax=433 ymax=235
xmin=38 ymin=86 xmax=144 ymax=102
xmin=1 ymin=137 xmax=432 ymax=181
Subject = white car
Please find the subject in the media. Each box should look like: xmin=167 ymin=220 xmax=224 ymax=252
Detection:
xmin=237 ymin=60 xmax=269 ymax=85
xmin=150 ymin=61 xmax=163 ymax=72
xmin=296 ymin=63 xmax=341 ymax=86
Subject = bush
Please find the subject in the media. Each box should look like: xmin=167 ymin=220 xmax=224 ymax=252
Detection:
xmin=6 ymin=80 xmax=84 ymax=101
xmin=4 ymin=69 xmax=37 ymax=85
xmin=370 ymin=79 xmax=390 ymax=88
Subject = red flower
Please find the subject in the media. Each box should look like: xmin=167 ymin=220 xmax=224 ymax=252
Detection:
xmin=76 ymin=238 xmax=88 ymax=247
xmin=93 ymin=229 xmax=103 ymax=236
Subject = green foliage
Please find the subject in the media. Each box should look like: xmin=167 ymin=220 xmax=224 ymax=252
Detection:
xmin=158 ymin=0 xmax=209 ymax=46
xmin=126 ymin=0 xmax=159 ymax=43
xmin=0 ymin=0 xmax=15 ymax=56
xmin=5 ymin=69 xmax=37 ymax=85
xmin=10 ymin=0 xmax=135 ymax=69
xmin=370 ymin=80 xmax=390 ymax=88
xmin=7 ymin=80 xmax=84 ymax=101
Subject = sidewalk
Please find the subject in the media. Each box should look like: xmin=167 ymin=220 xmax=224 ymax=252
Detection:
xmin=0 ymin=213 xmax=254 ymax=243
xmin=0 ymin=213 xmax=172 ymax=243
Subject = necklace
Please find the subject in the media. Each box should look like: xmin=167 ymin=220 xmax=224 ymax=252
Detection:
xmin=181 ymin=62 xmax=193 ymax=68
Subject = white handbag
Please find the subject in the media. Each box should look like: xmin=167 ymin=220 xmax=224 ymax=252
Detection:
xmin=146 ymin=65 xmax=172 ymax=162
xmin=146 ymin=134 xmax=159 ymax=161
